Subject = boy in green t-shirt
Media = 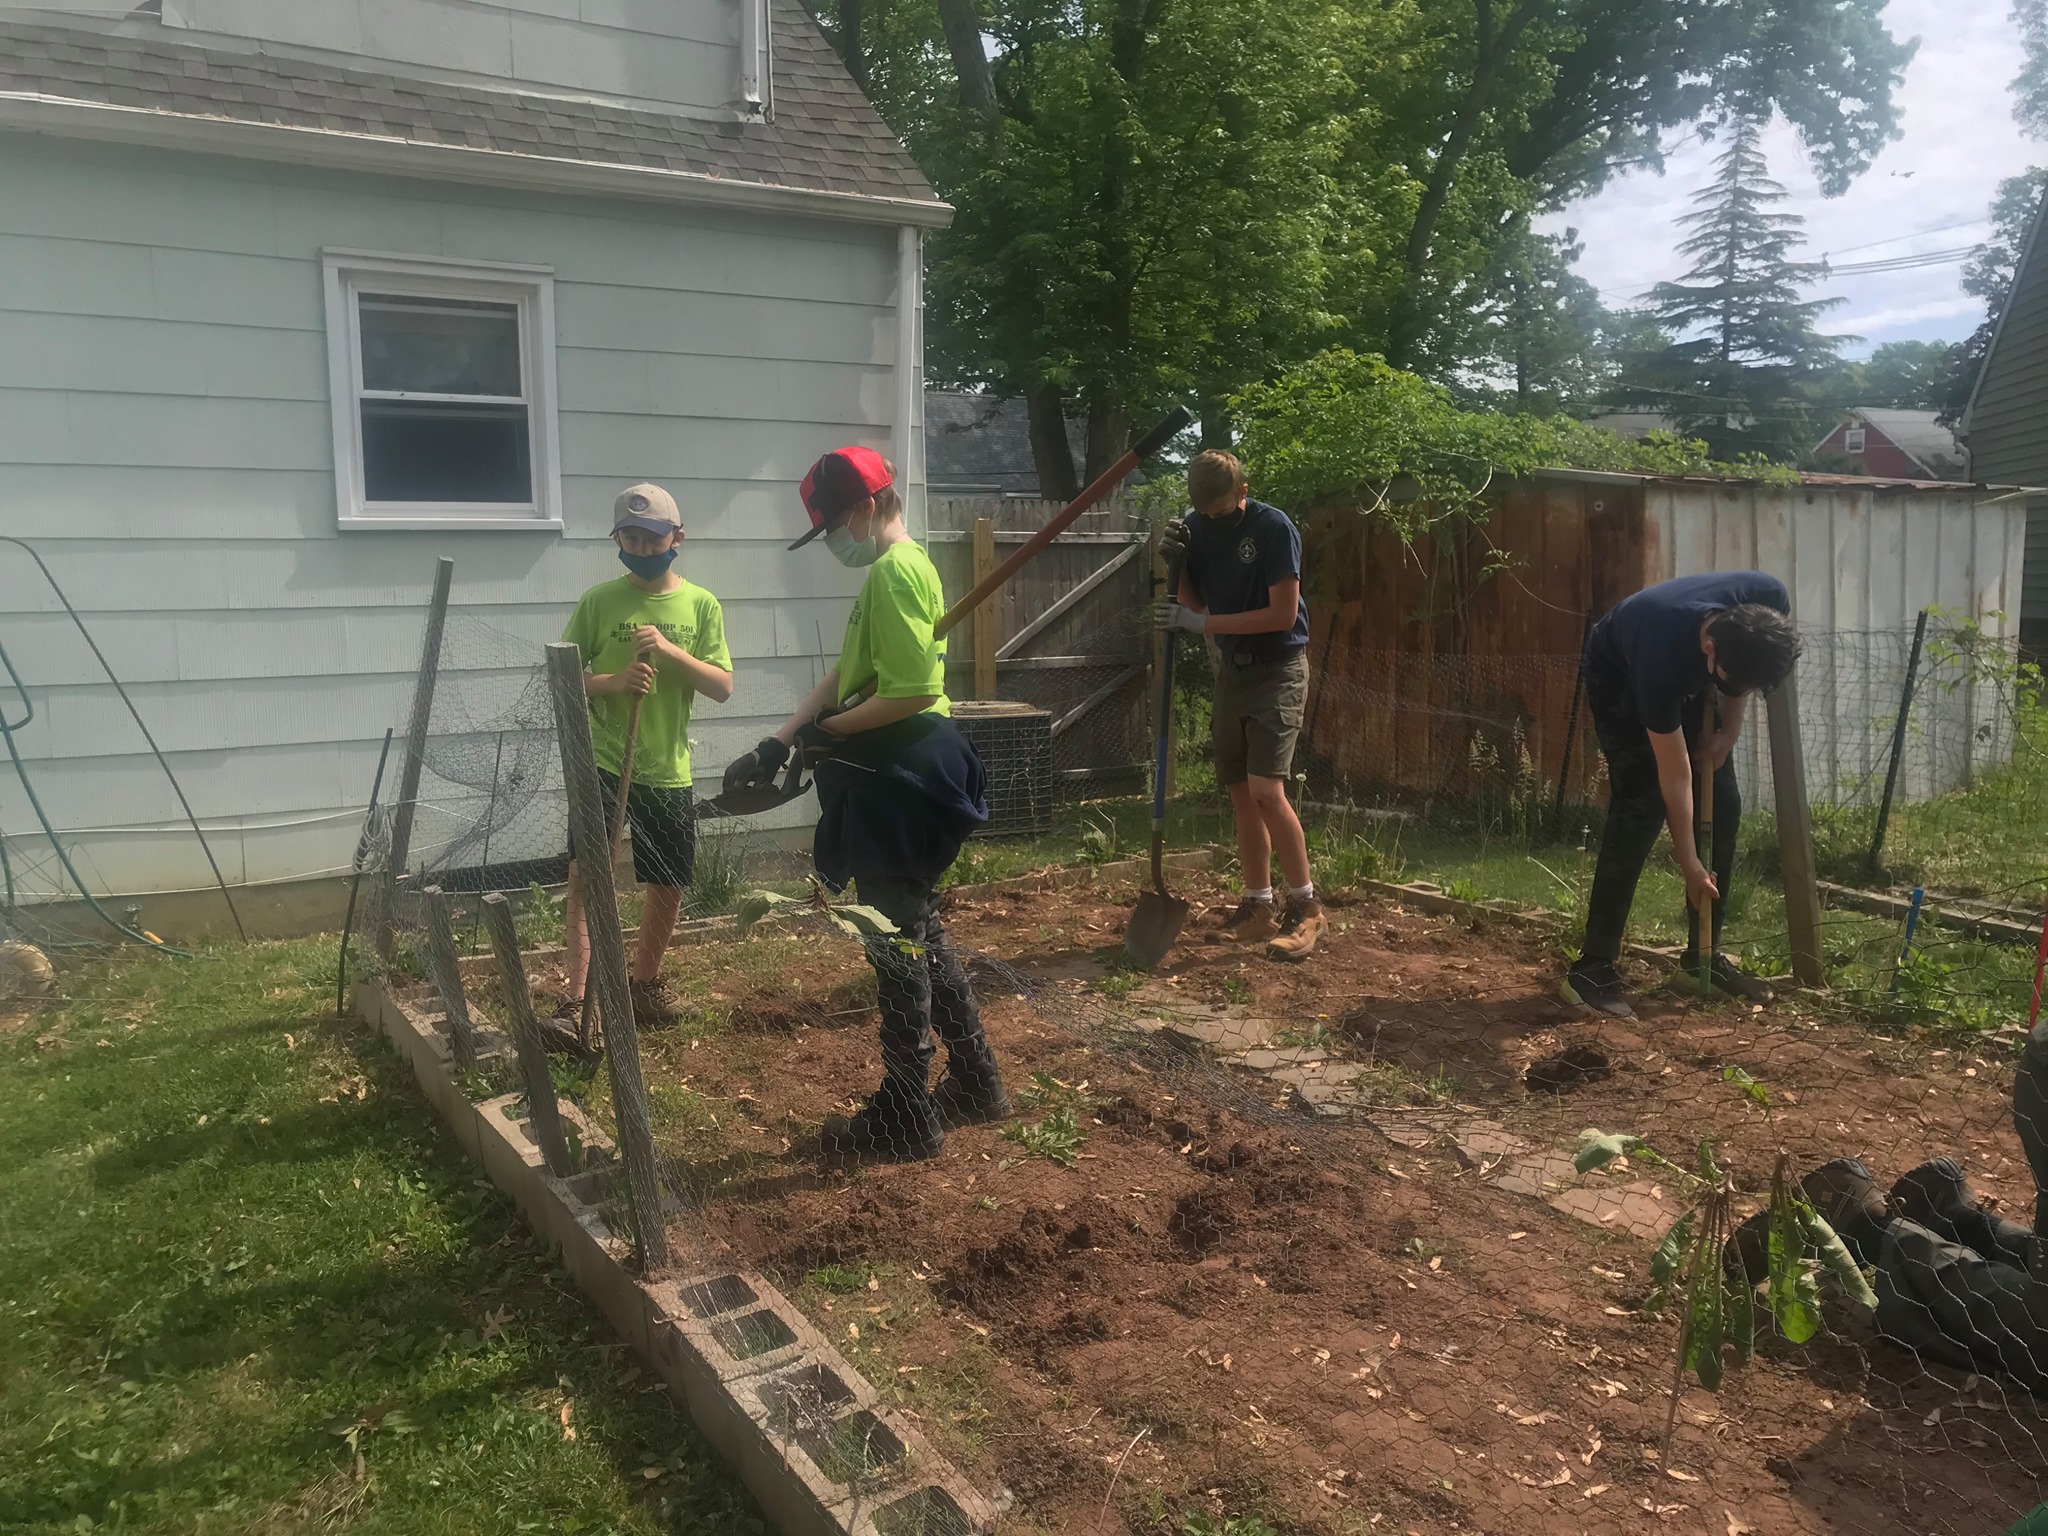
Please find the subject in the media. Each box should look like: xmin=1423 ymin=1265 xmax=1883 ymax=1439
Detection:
xmin=560 ymin=483 xmax=733 ymax=1028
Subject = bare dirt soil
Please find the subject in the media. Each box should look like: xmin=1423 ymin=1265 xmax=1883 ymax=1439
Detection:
xmin=593 ymin=868 xmax=2048 ymax=1536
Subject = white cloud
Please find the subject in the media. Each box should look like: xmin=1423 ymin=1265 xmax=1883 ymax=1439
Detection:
xmin=1542 ymin=0 xmax=2040 ymax=356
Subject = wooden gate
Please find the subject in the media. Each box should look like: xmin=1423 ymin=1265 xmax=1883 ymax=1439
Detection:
xmin=926 ymin=495 xmax=1153 ymax=790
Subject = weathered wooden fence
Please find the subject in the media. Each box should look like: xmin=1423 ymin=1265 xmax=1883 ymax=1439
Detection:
xmin=926 ymin=496 xmax=1153 ymax=789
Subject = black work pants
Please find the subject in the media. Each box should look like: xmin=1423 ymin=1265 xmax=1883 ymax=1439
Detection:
xmin=855 ymin=877 xmax=999 ymax=1114
xmin=1581 ymin=692 xmax=1739 ymax=966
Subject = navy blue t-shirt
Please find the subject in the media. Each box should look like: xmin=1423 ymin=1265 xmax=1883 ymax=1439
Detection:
xmin=1583 ymin=571 xmax=1791 ymax=733
xmin=1180 ymin=499 xmax=1311 ymax=663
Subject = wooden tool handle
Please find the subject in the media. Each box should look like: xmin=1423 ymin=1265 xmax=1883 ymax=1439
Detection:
xmin=935 ymin=405 xmax=1191 ymax=640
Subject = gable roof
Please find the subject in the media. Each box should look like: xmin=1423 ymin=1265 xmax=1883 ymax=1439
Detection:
xmin=1846 ymin=408 xmax=1967 ymax=477
xmin=0 ymin=0 xmax=946 ymax=225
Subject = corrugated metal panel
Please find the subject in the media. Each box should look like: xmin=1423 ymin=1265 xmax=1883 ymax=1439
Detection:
xmin=0 ymin=135 xmax=910 ymax=896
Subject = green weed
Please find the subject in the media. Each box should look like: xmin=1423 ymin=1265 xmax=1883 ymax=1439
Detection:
xmin=805 ymin=1264 xmax=875 ymax=1295
xmin=1003 ymin=1107 xmax=1087 ymax=1167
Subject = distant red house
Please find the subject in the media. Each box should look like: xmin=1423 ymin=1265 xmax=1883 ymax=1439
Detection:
xmin=1812 ymin=408 xmax=1970 ymax=481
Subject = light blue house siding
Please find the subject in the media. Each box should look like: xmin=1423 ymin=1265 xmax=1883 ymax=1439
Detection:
xmin=0 ymin=132 xmax=926 ymax=900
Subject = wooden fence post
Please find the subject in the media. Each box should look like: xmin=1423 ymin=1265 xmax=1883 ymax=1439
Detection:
xmin=1767 ymin=678 xmax=1826 ymax=989
xmin=972 ymin=515 xmax=997 ymax=701
xmin=544 ymin=642 xmax=670 ymax=1273
xmin=481 ymin=891 xmax=574 ymax=1177
xmin=379 ymin=556 xmax=454 ymax=961
xmin=421 ymin=886 xmax=481 ymax=1071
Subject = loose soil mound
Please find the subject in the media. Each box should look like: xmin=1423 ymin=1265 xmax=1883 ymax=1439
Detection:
xmin=611 ymin=871 xmax=2047 ymax=1535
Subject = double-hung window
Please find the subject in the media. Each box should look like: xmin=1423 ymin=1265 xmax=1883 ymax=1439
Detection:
xmin=323 ymin=251 xmax=562 ymax=530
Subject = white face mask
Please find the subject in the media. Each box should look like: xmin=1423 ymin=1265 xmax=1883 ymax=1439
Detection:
xmin=824 ymin=523 xmax=879 ymax=568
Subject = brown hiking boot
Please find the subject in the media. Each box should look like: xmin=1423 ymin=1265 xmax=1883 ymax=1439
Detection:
xmin=629 ymin=975 xmax=681 ymax=1029
xmin=1209 ymin=896 xmax=1279 ymax=945
xmin=1266 ymin=896 xmax=1327 ymax=962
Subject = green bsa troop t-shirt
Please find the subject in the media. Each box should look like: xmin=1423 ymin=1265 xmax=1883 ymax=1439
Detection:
xmin=836 ymin=541 xmax=952 ymax=717
xmin=562 ymin=576 xmax=732 ymax=788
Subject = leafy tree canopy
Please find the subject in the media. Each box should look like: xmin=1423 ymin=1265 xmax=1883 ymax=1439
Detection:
xmin=1615 ymin=119 xmax=1848 ymax=460
xmin=1231 ymin=348 xmax=1789 ymax=534
xmin=823 ymin=0 xmax=1912 ymax=485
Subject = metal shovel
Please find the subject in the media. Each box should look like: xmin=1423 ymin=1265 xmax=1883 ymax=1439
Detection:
xmin=1125 ymin=559 xmax=1189 ymax=967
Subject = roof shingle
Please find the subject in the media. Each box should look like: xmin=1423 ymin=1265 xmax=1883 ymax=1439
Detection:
xmin=0 ymin=0 xmax=942 ymax=213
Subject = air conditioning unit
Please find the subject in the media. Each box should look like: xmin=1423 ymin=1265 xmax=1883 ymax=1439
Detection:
xmin=1844 ymin=426 xmax=1867 ymax=455
xmin=951 ymin=701 xmax=1054 ymax=837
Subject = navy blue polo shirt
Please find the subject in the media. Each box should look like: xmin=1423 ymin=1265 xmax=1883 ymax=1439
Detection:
xmin=1583 ymin=571 xmax=1791 ymax=733
xmin=1180 ymin=499 xmax=1311 ymax=663
xmin=811 ymin=713 xmax=990 ymax=890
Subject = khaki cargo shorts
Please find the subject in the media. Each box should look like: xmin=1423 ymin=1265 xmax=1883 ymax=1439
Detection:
xmin=1211 ymin=648 xmax=1308 ymax=785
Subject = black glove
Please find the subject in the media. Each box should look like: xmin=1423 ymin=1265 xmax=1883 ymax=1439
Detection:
xmin=723 ymin=736 xmax=789 ymax=794
xmin=1161 ymin=517 xmax=1192 ymax=558
xmin=793 ymin=718 xmax=841 ymax=767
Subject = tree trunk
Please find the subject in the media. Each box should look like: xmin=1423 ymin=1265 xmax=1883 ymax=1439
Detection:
xmin=937 ymin=0 xmax=997 ymax=122
xmin=1084 ymin=398 xmax=1131 ymax=484
xmin=836 ymin=0 xmax=868 ymax=93
xmin=1388 ymin=1 xmax=1546 ymax=367
xmin=1198 ymin=395 xmax=1235 ymax=450
xmin=1026 ymin=384 xmax=1080 ymax=502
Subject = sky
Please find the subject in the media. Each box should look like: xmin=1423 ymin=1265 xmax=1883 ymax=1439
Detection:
xmin=1545 ymin=0 xmax=2039 ymax=359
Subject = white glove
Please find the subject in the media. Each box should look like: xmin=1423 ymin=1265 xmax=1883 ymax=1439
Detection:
xmin=1153 ymin=600 xmax=1206 ymax=634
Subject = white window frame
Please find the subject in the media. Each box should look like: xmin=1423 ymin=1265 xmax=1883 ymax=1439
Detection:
xmin=322 ymin=249 xmax=563 ymax=532
xmin=1844 ymin=426 xmax=1868 ymax=455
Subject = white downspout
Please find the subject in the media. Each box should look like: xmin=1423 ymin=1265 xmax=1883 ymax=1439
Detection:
xmin=739 ymin=0 xmax=767 ymax=116
xmin=894 ymin=224 xmax=923 ymax=535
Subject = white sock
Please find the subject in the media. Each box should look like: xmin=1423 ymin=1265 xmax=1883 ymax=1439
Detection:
xmin=1288 ymin=882 xmax=1316 ymax=903
xmin=1243 ymin=887 xmax=1274 ymax=904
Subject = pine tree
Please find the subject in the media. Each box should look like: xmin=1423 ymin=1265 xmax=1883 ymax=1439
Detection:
xmin=1618 ymin=119 xmax=1848 ymax=461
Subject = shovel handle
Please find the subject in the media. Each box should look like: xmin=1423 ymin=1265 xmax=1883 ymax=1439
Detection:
xmin=1150 ymin=545 xmax=1185 ymax=896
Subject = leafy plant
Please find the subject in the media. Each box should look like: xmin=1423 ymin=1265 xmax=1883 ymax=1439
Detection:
xmin=1221 ymin=973 xmax=1253 ymax=1005
xmin=806 ymin=1263 xmax=875 ymax=1295
xmin=686 ymin=832 xmax=748 ymax=918
xmin=1575 ymin=1134 xmax=1877 ymax=1453
xmin=1003 ymin=1106 xmax=1087 ymax=1167
xmin=1722 ymin=1065 xmax=1770 ymax=1110
xmin=735 ymin=887 xmax=901 ymax=944
xmin=1275 ymin=1022 xmax=1332 ymax=1050
xmin=1078 ymin=816 xmax=1120 ymax=866
xmin=1015 ymin=1072 xmax=1088 ymax=1112
xmin=1441 ymin=877 xmax=1486 ymax=905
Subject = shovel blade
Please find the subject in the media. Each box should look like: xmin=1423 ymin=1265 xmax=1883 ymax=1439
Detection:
xmin=1124 ymin=890 xmax=1190 ymax=969
xmin=704 ymin=778 xmax=812 ymax=818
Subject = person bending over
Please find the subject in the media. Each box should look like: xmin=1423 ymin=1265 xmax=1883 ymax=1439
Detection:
xmin=1563 ymin=571 xmax=1799 ymax=1018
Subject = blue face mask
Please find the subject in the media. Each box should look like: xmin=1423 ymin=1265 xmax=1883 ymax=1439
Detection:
xmin=618 ymin=546 xmax=678 ymax=581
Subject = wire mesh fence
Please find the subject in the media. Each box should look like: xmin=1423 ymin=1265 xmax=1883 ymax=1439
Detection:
xmin=352 ymin=587 xmax=2048 ymax=1536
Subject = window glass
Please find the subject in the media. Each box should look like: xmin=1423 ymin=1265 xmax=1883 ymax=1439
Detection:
xmin=361 ymin=399 xmax=533 ymax=503
xmin=360 ymin=294 xmax=522 ymax=397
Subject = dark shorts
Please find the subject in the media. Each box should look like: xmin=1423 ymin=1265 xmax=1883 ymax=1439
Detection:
xmin=570 ymin=770 xmax=697 ymax=889
xmin=1212 ymin=648 xmax=1308 ymax=785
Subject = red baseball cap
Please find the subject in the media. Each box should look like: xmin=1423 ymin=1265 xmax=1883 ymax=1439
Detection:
xmin=792 ymin=446 xmax=892 ymax=550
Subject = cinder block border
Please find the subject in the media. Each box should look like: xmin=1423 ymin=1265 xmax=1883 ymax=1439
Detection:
xmin=354 ymin=978 xmax=997 ymax=1536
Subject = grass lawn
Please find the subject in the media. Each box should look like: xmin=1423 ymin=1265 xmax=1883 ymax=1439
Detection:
xmin=0 ymin=937 xmax=757 ymax=1535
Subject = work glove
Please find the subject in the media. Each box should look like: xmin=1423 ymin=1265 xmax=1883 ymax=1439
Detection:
xmin=793 ymin=718 xmax=841 ymax=768
xmin=1161 ymin=516 xmax=1192 ymax=559
xmin=1153 ymin=599 xmax=1206 ymax=635
xmin=723 ymin=736 xmax=789 ymax=794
